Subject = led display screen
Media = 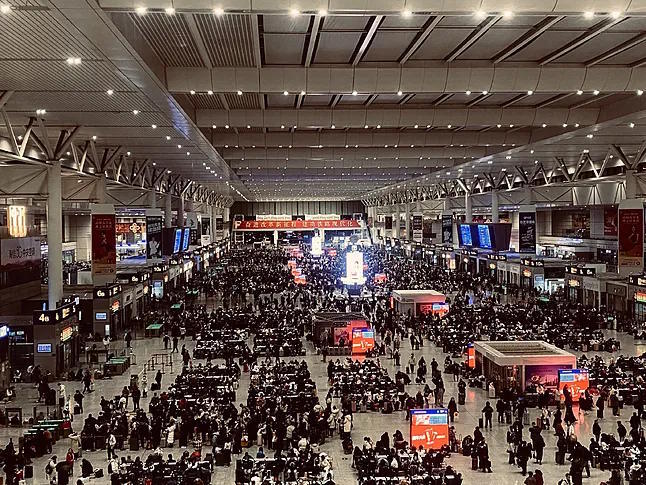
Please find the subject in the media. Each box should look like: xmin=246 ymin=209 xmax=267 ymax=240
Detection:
xmin=477 ymin=224 xmax=492 ymax=249
xmin=459 ymin=224 xmax=473 ymax=246
xmin=410 ymin=409 xmax=449 ymax=450
xmin=173 ymin=229 xmax=182 ymax=253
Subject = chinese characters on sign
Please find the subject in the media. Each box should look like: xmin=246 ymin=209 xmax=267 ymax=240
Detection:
xmin=234 ymin=219 xmax=361 ymax=230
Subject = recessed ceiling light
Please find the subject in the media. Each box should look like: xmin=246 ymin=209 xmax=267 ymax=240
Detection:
xmin=610 ymin=11 xmax=622 ymax=19
xmin=66 ymin=57 xmax=81 ymax=65
xmin=213 ymin=6 xmax=224 ymax=16
xmin=474 ymin=10 xmax=486 ymax=19
xmin=106 ymin=89 xmax=114 ymax=95
xmin=236 ymin=90 xmax=242 ymax=96
xmin=376 ymin=124 xmax=381 ymax=129
xmin=126 ymin=151 xmax=131 ymax=156
xmin=638 ymin=90 xmax=644 ymax=96
xmin=397 ymin=91 xmax=403 ymax=96
xmin=447 ymin=124 xmax=452 ymax=129
xmin=189 ymin=90 xmax=195 ymax=95
xmin=587 ymin=134 xmax=594 ymax=138
xmin=414 ymin=124 xmax=419 ymax=129
xmin=630 ymin=122 xmax=635 ymax=128
xmin=576 ymin=90 xmax=583 ymax=95
xmin=166 ymin=135 xmax=171 ymax=140
xmin=283 ymin=90 xmax=289 ymax=96
xmin=0 ymin=5 xmax=11 ymax=13
xmin=530 ymin=149 xmax=535 ymax=154
xmin=584 ymin=11 xmax=594 ymax=19
xmin=593 ymin=90 xmax=600 ymax=95
xmin=165 ymin=7 xmax=175 ymax=15
xmin=167 ymin=170 xmax=171 ymax=173
xmin=318 ymin=9 xmax=327 ymax=16
xmin=465 ymin=90 xmax=471 ymax=95
xmin=542 ymin=123 xmax=547 ymax=128
xmin=290 ymin=8 xmax=299 ymax=17
xmin=401 ymin=9 xmax=412 ymax=17
xmin=186 ymin=151 xmax=191 ymax=155
xmin=331 ymin=124 xmax=335 ymax=129
xmin=300 ymin=90 xmax=306 ymax=96
xmin=502 ymin=10 xmax=514 ymax=19
xmin=246 ymin=125 xmax=250 ymax=129
xmin=132 ymin=110 xmax=139 ymax=115
xmin=574 ymin=123 xmax=580 ymax=127
xmin=527 ymin=90 xmax=533 ymax=95
xmin=177 ymin=144 xmax=182 ymax=148
xmin=352 ymin=90 xmax=358 ymax=96
xmin=92 ymin=135 xmax=97 ymax=141
xmin=482 ymin=90 xmax=488 ymax=95
xmin=496 ymin=124 xmax=501 ymax=128
xmin=562 ymin=123 xmax=568 ymax=128
xmin=135 ymin=6 xmax=147 ymax=15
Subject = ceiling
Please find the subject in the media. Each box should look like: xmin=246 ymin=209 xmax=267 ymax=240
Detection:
xmin=3 ymin=1 xmax=646 ymax=202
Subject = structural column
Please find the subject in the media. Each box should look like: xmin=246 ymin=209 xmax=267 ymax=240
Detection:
xmin=179 ymin=197 xmax=185 ymax=227
xmin=47 ymin=161 xmax=63 ymax=309
xmin=464 ymin=193 xmax=473 ymax=223
xmin=404 ymin=203 xmax=411 ymax=240
xmin=626 ymin=169 xmax=638 ymax=199
xmin=95 ymin=174 xmax=107 ymax=204
xmin=165 ymin=194 xmax=172 ymax=227
xmin=491 ymin=190 xmax=499 ymax=223
xmin=394 ymin=206 xmax=400 ymax=239
xmin=149 ymin=190 xmax=156 ymax=209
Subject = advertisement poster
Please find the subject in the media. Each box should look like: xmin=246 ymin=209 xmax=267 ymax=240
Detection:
xmin=412 ymin=214 xmax=423 ymax=243
xmin=410 ymin=409 xmax=449 ymax=450
xmin=343 ymin=251 xmax=365 ymax=285
xmin=333 ymin=327 xmax=351 ymax=346
xmin=518 ymin=211 xmax=537 ymax=253
xmin=91 ymin=211 xmax=116 ymax=280
xmin=525 ymin=364 xmax=573 ymax=389
xmin=467 ymin=343 xmax=476 ymax=369
xmin=311 ymin=236 xmax=323 ymax=256
xmin=618 ymin=201 xmax=644 ymax=274
xmin=186 ymin=212 xmax=199 ymax=246
xmin=558 ymin=369 xmax=589 ymax=402
xmin=442 ymin=215 xmax=453 ymax=244
xmin=215 ymin=216 xmax=224 ymax=240
xmin=384 ymin=215 xmax=393 ymax=231
xmin=0 ymin=236 xmax=41 ymax=289
xmin=603 ymin=208 xmax=618 ymax=236
xmin=351 ymin=328 xmax=375 ymax=354
xmin=145 ymin=214 xmax=163 ymax=261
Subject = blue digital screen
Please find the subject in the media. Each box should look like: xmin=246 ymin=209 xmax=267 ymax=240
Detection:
xmin=477 ymin=225 xmax=492 ymax=249
xmin=173 ymin=229 xmax=182 ymax=253
xmin=94 ymin=312 xmax=107 ymax=321
xmin=459 ymin=225 xmax=472 ymax=246
xmin=37 ymin=343 xmax=52 ymax=353
xmin=182 ymin=228 xmax=190 ymax=251
xmin=410 ymin=408 xmax=449 ymax=425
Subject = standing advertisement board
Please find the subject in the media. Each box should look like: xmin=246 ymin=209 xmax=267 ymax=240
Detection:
xmin=442 ymin=215 xmax=453 ymax=244
xmin=410 ymin=409 xmax=449 ymax=450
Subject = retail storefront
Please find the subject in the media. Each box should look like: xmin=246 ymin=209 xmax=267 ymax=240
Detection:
xmin=92 ymin=284 xmax=122 ymax=338
xmin=520 ymin=258 xmax=544 ymax=290
xmin=151 ymin=263 xmax=169 ymax=300
xmin=33 ymin=298 xmax=81 ymax=376
xmin=628 ymin=275 xmax=646 ymax=322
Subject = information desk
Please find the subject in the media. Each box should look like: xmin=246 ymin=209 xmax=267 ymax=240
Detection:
xmin=391 ymin=289 xmax=448 ymax=317
xmin=474 ymin=340 xmax=576 ymax=393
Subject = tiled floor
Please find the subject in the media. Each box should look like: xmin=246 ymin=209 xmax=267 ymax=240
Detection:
xmin=8 ymin=294 xmax=646 ymax=484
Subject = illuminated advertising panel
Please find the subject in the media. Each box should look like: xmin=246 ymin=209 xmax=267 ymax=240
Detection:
xmin=173 ymin=229 xmax=182 ymax=253
xmin=558 ymin=369 xmax=589 ymax=402
xmin=467 ymin=343 xmax=476 ymax=369
xmin=459 ymin=225 xmax=473 ymax=246
xmin=342 ymin=251 xmax=365 ymax=285
xmin=351 ymin=328 xmax=375 ymax=354
xmin=410 ymin=409 xmax=449 ymax=450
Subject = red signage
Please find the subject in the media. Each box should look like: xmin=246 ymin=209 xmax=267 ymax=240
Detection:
xmin=92 ymin=213 xmax=116 ymax=277
xmin=603 ymin=208 xmax=617 ymax=236
xmin=410 ymin=409 xmax=449 ymax=450
xmin=351 ymin=328 xmax=374 ymax=354
xmin=467 ymin=344 xmax=476 ymax=369
xmin=235 ymin=219 xmax=361 ymax=230
xmin=558 ymin=369 xmax=589 ymax=402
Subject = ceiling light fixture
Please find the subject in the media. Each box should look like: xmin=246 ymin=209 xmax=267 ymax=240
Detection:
xmin=151 ymin=124 xmax=157 ymax=129
xmin=630 ymin=122 xmax=635 ymax=128
xmin=165 ymin=135 xmax=171 ymax=140
xmin=165 ymin=6 xmax=175 ymax=15
xmin=584 ymin=11 xmax=594 ymax=19
xmin=576 ymin=90 xmax=583 ymax=95
xmin=236 ymin=90 xmax=242 ymax=96
xmin=283 ymin=90 xmax=289 ymax=96
xmin=190 ymin=90 xmax=195 ymax=95
xmin=213 ymin=6 xmax=224 ymax=16
xmin=397 ymin=91 xmax=403 ymax=96
xmin=401 ymin=9 xmax=412 ymax=17
xmin=92 ymin=135 xmax=97 ymax=141
xmin=482 ymin=90 xmax=488 ymax=95
xmin=352 ymin=90 xmax=358 ymax=96
xmin=527 ymin=90 xmax=533 ymax=95
xmin=593 ymin=89 xmax=600 ymax=95
xmin=289 ymin=8 xmax=299 ymax=17
xmin=132 ymin=109 xmax=139 ymax=115
xmin=610 ymin=11 xmax=622 ymax=19
xmin=502 ymin=10 xmax=514 ymax=19
xmin=0 ymin=5 xmax=11 ymax=13
xmin=474 ymin=10 xmax=486 ymax=20
xmin=106 ymin=89 xmax=114 ymax=95
xmin=542 ymin=123 xmax=547 ymax=128
xmin=135 ymin=6 xmax=147 ymax=15
xmin=66 ymin=57 xmax=81 ymax=65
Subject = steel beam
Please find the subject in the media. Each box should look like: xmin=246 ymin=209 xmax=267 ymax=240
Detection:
xmin=352 ymin=16 xmax=384 ymax=66
xmin=445 ymin=16 xmax=500 ymax=62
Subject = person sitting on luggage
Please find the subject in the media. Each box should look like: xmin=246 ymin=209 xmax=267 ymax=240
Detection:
xmin=81 ymin=458 xmax=93 ymax=478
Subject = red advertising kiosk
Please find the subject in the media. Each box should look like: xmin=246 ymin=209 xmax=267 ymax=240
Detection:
xmin=410 ymin=409 xmax=449 ymax=450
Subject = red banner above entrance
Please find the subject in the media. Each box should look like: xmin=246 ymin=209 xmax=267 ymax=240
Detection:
xmin=234 ymin=219 xmax=361 ymax=230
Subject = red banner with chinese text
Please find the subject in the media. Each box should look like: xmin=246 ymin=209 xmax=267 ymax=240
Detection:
xmin=234 ymin=219 xmax=361 ymax=230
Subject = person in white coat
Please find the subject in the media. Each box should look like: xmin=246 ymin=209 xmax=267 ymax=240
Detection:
xmin=342 ymin=414 xmax=352 ymax=439
xmin=166 ymin=422 xmax=176 ymax=447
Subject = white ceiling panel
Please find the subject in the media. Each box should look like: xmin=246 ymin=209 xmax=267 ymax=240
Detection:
xmin=263 ymin=34 xmax=306 ymax=64
xmin=411 ymin=29 xmax=472 ymax=61
xmin=363 ymin=31 xmax=418 ymax=62
xmin=314 ymin=32 xmax=363 ymax=64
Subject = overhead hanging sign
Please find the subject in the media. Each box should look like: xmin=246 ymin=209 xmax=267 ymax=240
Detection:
xmin=442 ymin=215 xmax=453 ymax=244
xmin=234 ymin=219 xmax=361 ymax=230
xmin=7 ymin=205 xmax=27 ymax=237
xmin=618 ymin=199 xmax=644 ymax=275
xmin=145 ymin=210 xmax=163 ymax=262
xmin=91 ymin=204 xmax=116 ymax=283
xmin=518 ymin=208 xmax=537 ymax=254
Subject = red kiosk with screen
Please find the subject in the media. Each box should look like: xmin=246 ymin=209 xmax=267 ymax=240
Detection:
xmin=558 ymin=369 xmax=589 ymax=402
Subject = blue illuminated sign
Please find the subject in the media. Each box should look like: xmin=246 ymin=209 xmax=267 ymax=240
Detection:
xmin=477 ymin=225 xmax=492 ymax=249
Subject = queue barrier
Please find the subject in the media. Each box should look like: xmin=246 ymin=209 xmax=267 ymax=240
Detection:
xmin=143 ymin=353 xmax=174 ymax=375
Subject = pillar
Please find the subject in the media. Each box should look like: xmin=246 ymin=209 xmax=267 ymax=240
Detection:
xmin=209 ymin=206 xmax=216 ymax=240
xmin=405 ymin=203 xmax=411 ymax=240
xmin=47 ymin=161 xmax=63 ymax=309
xmin=464 ymin=193 xmax=473 ymax=223
xmin=626 ymin=169 xmax=638 ymax=199
xmin=179 ymin=197 xmax=185 ymax=227
xmin=165 ymin=194 xmax=172 ymax=227
xmin=223 ymin=207 xmax=230 ymax=238
xmin=491 ymin=190 xmax=499 ymax=223
xmin=95 ymin=174 xmax=107 ymax=204
xmin=394 ymin=206 xmax=400 ymax=239
xmin=149 ymin=190 xmax=156 ymax=209
xmin=273 ymin=229 xmax=278 ymax=246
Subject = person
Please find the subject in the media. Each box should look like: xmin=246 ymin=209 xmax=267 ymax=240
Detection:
xmin=617 ymin=421 xmax=627 ymax=444
xmin=524 ymin=471 xmax=536 ymax=485
xmin=81 ymin=458 xmax=93 ymax=478
xmin=155 ymin=370 xmax=162 ymax=390
xmin=592 ymin=419 xmax=601 ymax=443
xmin=163 ymin=333 xmax=170 ymax=350
xmin=533 ymin=432 xmax=545 ymax=465
xmin=172 ymin=336 xmax=179 ymax=353
xmin=517 ymin=441 xmax=531 ymax=476
xmin=107 ymin=432 xmax=116 ymax=460
xmin=482 ymin=401 xmax=494 ymax=430
xmin=141 ymin=374 xmax=148 ymax=398
xmin=534 ymin=470 xmax=544 ymax=485
xmin=448 ymin=397 xmax=458 ymax=423
xmin=131 ymin=386 xmax=141 ymax=410
xmin=74 ymin=390 xmax=84 ymax=413
xmin=45 ymin=455 xmax=57 ymax=482
xmin=82 ymin=370 xmax=92 ymax=394
xmin=596 ymin=394 xmax=605 ymax=419
xmin=124 ymin=331 xmax=132 ymax=349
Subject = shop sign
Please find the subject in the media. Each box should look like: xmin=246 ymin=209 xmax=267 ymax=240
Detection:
xmin=60 ymin=325 xmax=74 ymax=342
xmin=635 ymin=291 xmax=646 ymax=303
xmin=33 ymin=301 xmax=79 ymax=325
xmin=152 ymin=264 xmax=168 ymax=273
xmin=566 ymin=266 xmax=595 ymax=276
xmin=568 ymin=279 xmax=581 ymax=288
xmin=629 ymin=275 xmax=646 ymax=287
xmin=110 ymin=299 xmax=120 ymax=312
xmin=7 ymin=205 xmax=27 ymax=238
xmin=522 ymin=269 xmax=532 ymax=278
xmin=487 ymin=254 xmax=507 ymax=261
xmin=93 ymin=284 xmax=122 ymax=299
xmin=521 ymin=258 xmax=544 ymax=267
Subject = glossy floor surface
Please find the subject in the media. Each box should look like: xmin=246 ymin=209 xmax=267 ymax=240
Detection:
xmin=7 ymin=294 xmax=646 ymax=485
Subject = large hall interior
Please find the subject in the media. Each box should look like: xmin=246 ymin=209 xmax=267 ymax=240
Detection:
xmin=2 ymin=1 xmax=646 ymax=484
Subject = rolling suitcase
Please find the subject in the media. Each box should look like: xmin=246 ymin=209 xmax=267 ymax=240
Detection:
xmin=74 ymin=405 xmax=81 ymax=415
xmin=471 ymin=456 xmax=478 ymax=470
xmin=478 ymin=417 xmax=484 ymax=428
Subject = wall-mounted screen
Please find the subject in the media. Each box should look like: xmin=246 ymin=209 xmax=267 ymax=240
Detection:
xmin=37 ymin=343 xmax=52 ymax=353
xmin=173 ymin=229 xmax=182 ymax=253
xmin=477 ymin=225 xmax=492 ymax=249
xmin=95 ymin=312 xmax=107 ymax=321
xmin=459 ymin=225 xmax=473 ymax=246
xmin=182 ymin=228 xmax=190 ymax=251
